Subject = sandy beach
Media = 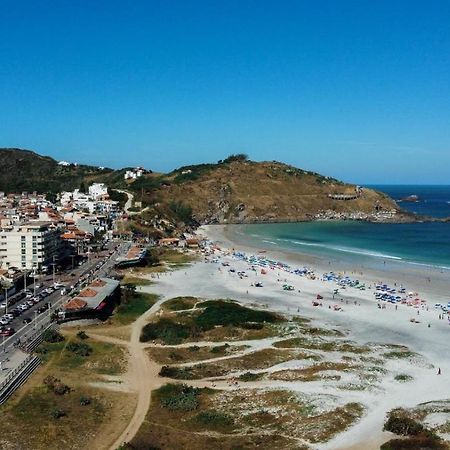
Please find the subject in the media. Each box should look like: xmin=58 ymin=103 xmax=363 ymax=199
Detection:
xmin=144 ymin=224 xmax=450 ymax=449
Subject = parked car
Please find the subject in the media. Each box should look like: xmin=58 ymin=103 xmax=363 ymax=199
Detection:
xmin=0 ymin=327 xmax=15 ymax=336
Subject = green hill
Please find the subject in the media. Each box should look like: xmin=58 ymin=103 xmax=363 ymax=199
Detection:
xmin=0 ymin=149 xmax=411 ymax=228
xmin=0 ymin=148 xmax=125 ymax=193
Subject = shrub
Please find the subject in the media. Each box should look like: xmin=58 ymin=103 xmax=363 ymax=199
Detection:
xmin=79 ymin=396 xmax=91 ymax=406
xmin=194 ymin=410 xmax=234 ymax=428
xmin=221 ymin=153 xmax=248 ymax=164
xmin=194 ymin=301 xmax=279 ymax=331
xmin=140 ymin=318 xmax=197 ymax=344
xmin=384 ymin=413 xmax=424 ymax=436
xmin=159 ymin=366 xmax=194 ymax=380
xmin=158 ymin=383 xmax=200 ymax=411
xmin=238 ymin=372 xmax=264 ymax=382
xmin=210 ymin=344 xmax=229 ymax=354
xmin=51 ymin=408 xmax=66 ymax=419
xmin=168 ymin=201 xmax=193 ymax=223
xmin=395 ymin=374 xmax=413 ymax=382
xmin=42 ymin=329 xmax=65 ymax=343
xmin=77 ymin=330 xmax=89 ymax=340
xmin=43 ymin=375 xmax=71 ymax=395
xmin=67 ymin=341 xmax=93 ymax=357
xmin=188 ymin=345 xmax=200 ymax=352
xmin=380 ymin=436 xmax=446 ymax=450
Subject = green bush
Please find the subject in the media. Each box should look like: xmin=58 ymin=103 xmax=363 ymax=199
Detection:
xmin=157 ymin=383 xmax=200 ymax=411
xmin=210 ymin=344 xmax=229 ymax=354
xmin=51 ymin=408 xmax=66 ymax=419
xmin=238 ymin=372 xmax=264 ymax=382
xmin=79 ymin=396 xmax=91 ymax=406
xmin=380 ymin=436 xmax=446 ymax=450
xmin=194 ymin=410 xmax=234 ymax=427
xmin=384 ymin=413 xmax=424 ymax=436
xmin=42 ymin=329 xmax=65 ymax=343
xmin=159 ymin=366 xmax=194 ymax=380
xmin=66 ymin=341 xmax=93 ymax=357
xmin=76 ymin=330 xmax=89 ymax=340
xmin=194 ymin=301 xmax=279 ymax=331
xmin=140 ymin=318 xmax=197 ymax=344
xmin=43 ymin=375 xmax=71 ymax=395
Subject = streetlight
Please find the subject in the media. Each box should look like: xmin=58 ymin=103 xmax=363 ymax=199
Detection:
xmin=52 ymin=255 xmax=56 ymax=286
xmin=33 ymin=269 xmax=37 ymax=297
xmin=24 ymin=269 xmax=27 ymax=293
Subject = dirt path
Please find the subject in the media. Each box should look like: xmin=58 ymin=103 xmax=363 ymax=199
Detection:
xmin=108 ymin=301 xmax=164 ymax=450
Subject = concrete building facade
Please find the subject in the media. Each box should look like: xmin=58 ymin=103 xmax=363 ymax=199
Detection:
xmin=0 ymin=222 xmax=61 ymax=271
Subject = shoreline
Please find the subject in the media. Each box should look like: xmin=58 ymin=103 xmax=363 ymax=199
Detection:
xmin=198 ymin=224 xmax=450 ymax=303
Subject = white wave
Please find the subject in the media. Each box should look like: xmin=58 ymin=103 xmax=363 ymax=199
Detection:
xmin=277 ymin=238 xmax=402 ymax=260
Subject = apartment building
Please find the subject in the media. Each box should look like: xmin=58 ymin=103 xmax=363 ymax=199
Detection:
xmin=0 ymin=222 xmax=61 ymax=271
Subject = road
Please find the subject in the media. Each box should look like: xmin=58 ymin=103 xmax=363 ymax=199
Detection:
xmin=0 ymin=240 xmax=131 ymax=354
xmin=113 ymin=189 xmax=148 ymax=216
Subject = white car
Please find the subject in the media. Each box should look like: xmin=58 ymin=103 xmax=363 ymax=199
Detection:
xmin=0 ymin=302 xmax=7 ymax=309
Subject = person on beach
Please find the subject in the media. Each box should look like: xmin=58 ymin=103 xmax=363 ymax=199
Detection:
xmin=438 ymin=368 xmax=441 ymax=375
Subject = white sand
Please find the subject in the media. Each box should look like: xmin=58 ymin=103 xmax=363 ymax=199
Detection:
xmin=147 ymin=225 xmax=450 ymax=450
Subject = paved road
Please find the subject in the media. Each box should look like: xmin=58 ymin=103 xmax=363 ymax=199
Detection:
xmin=0 ymin=240 xmax=131 ymax=354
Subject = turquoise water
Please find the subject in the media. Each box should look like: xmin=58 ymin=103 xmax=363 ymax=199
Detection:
xmin=230 ymin=186 xmax=450 ymax=270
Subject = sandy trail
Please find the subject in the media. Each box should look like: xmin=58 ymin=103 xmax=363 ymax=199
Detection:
xmin=107 ymin=300 xmax=165 ymax=450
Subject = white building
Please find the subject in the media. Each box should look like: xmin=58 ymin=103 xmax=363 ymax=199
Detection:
xmin=0 ymin=222 xmax=61 ymax=271
xmin=88 ymin=183 xmax=108 ymax=199
xmin=124 ymin=167 xmax=145 ymax=180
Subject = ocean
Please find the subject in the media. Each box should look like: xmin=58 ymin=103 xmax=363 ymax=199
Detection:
xmin=225 ymin=185 xmax=450 ymax=271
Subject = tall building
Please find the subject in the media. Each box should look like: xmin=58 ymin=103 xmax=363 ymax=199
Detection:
xmin=0 ymin=222 xmax=61 ymax=271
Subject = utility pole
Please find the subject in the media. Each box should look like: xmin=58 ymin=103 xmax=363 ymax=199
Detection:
xmin=52 ymin=255 xmax=56 ymax=286
xmin=34 ymin=310 xmax=38 ymax=330
xmin=24 ymin=269 xmax=27 ymax=292
xmin=33 ymin=270 xmax=37 ymax=297
xmin=4 ymin=288 xmax=8 ymax=315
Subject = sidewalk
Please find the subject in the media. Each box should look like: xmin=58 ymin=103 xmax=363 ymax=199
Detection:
xmin=0 ymin=348 xmax=29 ymax=384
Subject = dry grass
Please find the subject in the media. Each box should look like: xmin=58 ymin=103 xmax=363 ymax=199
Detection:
xmin=273 ymin=337 xmax=371 ymax=354
xmin=131 ymin=385 xmax=305 ymax=450
xmin=269 ymin=361 xmax=356 ymax=382
xmin=213 ymin=388 xmax=364 ymax=444
xmin=0 ymin=331 xmax=133 ymax=450
xmin=159 ymin=348 xmax=313 ymax=380
xmin=147 ymin=344 xmax=249 ymax=365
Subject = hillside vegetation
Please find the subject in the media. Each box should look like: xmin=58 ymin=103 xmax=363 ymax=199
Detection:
xmin=0 ymin=148 xmax=125 ymax=193
xmin=0 ymin=149 xmax=405 ymax=228
xmin=135 ymin=156 xmax=402 ymax=224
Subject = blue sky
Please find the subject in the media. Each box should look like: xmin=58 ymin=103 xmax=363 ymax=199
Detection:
xmin=0 ymin=0 xmax=449 ymax=183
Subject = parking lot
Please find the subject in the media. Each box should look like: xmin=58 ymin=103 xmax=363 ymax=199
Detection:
xmin=0 ymin=241 xmax=130 ymax=354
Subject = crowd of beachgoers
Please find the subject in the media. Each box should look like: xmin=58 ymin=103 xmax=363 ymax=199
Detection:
xmin=200 ymin=243 xmax=450 ymax=329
